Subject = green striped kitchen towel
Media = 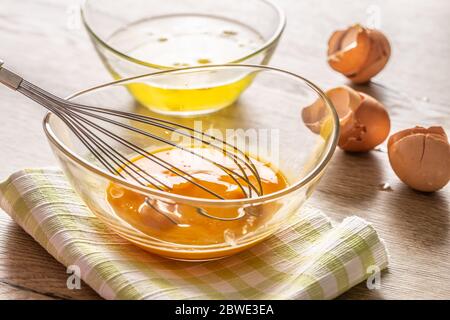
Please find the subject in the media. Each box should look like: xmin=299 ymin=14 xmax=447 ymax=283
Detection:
xmin=0 ymin=168 xmax=388 ymax=300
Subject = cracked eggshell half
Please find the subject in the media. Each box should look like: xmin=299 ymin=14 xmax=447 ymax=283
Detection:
xmin=328 ymin=24 xmax=391 ymax=84
xmin=388 ymin=126 xmax=450 ymax=192
xmin=338 ymin=91 xmax=391 ymax=152
xmin=302 ymin=86 xmax=390 ymax=152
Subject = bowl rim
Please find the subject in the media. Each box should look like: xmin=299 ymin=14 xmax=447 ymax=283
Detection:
xmin=43 ymin=64 xmax=339 ymax=207
xmin=80 ymin=0 xmax=287 ymax=69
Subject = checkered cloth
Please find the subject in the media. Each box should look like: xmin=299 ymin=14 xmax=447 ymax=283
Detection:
xmin=0 ymin=169 xmax=388 ymax=299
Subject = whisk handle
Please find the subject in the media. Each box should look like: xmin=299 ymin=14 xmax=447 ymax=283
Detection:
xmin=0 ymin=60 xmax=23 ymax=90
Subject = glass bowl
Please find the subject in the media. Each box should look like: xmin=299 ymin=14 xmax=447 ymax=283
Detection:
xmin=81 ymin=0 xmax=286 ymax=115
xmin=43 ymin=65 xmax=339 ymax=261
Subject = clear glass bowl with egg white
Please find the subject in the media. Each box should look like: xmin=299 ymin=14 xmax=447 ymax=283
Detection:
xmin=81 ymin=0 xmax=285 ymax=115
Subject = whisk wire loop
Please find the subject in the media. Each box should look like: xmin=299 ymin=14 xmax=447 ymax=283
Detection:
xmin=0 ymin=65 xmax=265 ymax=222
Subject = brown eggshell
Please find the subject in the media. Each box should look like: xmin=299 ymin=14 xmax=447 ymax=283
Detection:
xmin=327 ymin=86 xmax=362 ymax=136
xmin=302 ymin=87 xmax=390 ymax=152
xmin=328 ymin=25 xmax=371 ymax=76
xmin=388 ymin=126 xmax=447 ymax=148
xmin=348 ymin=29 xmax=391 ymax=83
xmin=338 ymin=92 xmax=391 ymax=152
xmin=301 ymin=96 xmax=331 ymax=134
xmin=327 ymin=25 xmax=391 ymax=83
xmin=388 ymin=127 xmax=450 ymax=192
xmin=302 ymin=86 xmax=360 ymax=135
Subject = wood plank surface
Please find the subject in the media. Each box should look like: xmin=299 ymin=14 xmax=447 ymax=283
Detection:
xmin=0 ymin=0 xmax=448 ymax=299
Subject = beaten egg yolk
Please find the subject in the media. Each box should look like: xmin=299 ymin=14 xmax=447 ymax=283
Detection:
xmin=106 ymin=147 xmax=288 ymax=246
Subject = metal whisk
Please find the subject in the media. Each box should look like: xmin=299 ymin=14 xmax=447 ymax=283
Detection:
xmin=0 ymin=60 xmax=263 ymax=223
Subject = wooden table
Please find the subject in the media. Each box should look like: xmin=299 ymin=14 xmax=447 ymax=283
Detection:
xmin=0 ymin=0 xmax=448 ymax=300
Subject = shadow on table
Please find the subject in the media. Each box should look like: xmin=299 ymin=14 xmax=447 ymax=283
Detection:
xmin=385 ymin=184 xmax=449 ymax=246
xmin=316 ymin=150 xmax=386 ymax=208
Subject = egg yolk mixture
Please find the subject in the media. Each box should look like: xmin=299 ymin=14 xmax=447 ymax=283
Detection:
xmin=107 ymin=147 xmax=288 ymax=246
xmin=107 ymin=15 xmax=265 ymax=114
